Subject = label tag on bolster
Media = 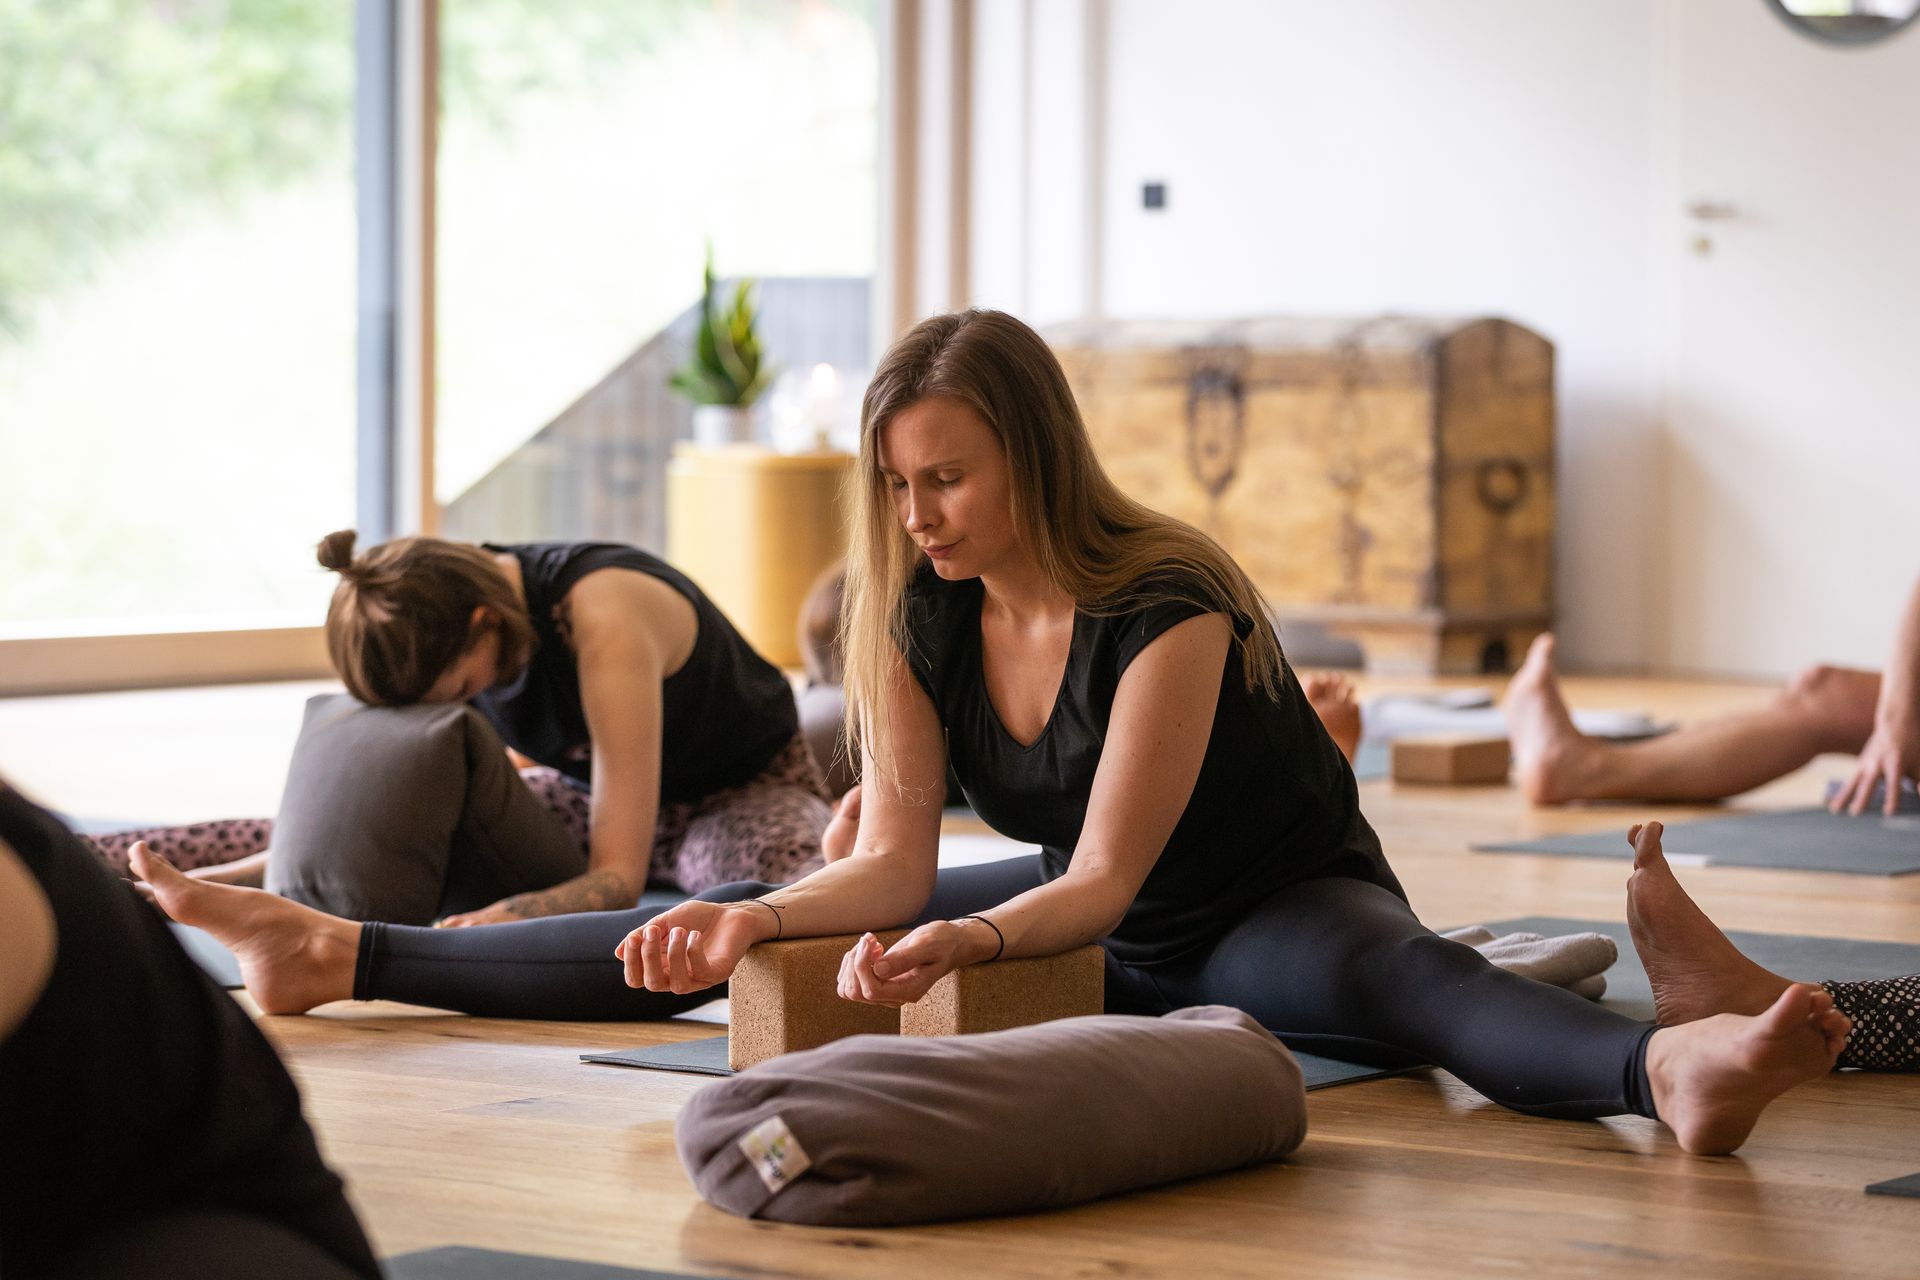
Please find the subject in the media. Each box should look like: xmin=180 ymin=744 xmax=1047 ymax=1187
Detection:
xmin=737 ymin=1115 xmax=812 ymax=1194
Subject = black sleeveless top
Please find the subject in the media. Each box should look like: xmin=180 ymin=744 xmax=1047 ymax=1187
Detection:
xmin=474 ymin=543 xmax=798 ymax=803
xmin=903 ymin=564 xmax=1401 ymax=963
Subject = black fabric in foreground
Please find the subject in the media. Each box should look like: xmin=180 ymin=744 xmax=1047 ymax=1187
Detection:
xmin=0 ymin=786 xmax=380 ymax=1280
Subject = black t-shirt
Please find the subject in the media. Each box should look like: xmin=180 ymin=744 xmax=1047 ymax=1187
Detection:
xmin=903 ymin=564 xmax=1401 ymax=963
xmin=476 ymin=543 xmax=798 ymax=803
xmin=0 ymin=786 xmax=379 ymax=1277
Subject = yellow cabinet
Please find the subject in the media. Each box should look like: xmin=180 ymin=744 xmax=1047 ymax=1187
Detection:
xmin=665 ymin=444 xmax=854 ymax=669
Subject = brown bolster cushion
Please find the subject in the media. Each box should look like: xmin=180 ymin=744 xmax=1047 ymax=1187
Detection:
xmin=675 ymin=1004 xmax=1307 ymax=1226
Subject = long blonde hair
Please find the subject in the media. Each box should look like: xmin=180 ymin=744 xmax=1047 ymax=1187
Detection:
xmin=842 ymin=309 xmax=1286 ymax=794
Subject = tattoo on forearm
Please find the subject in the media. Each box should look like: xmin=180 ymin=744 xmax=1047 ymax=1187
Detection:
xmin=501 ymin=869 xmax=635 ymax=919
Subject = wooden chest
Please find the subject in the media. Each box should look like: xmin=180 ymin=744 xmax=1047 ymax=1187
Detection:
xmin=1050 ymin=315 xmax=1554 ymax=675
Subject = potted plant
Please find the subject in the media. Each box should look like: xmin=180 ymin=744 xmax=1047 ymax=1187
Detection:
xmin=671 ymin=247 xmax=772 ymax=446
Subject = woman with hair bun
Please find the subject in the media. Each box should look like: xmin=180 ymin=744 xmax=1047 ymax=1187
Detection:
xmin=91 ymin=534 xmax=852 ymax=923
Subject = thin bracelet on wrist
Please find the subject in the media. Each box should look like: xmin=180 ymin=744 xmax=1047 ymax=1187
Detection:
xmin=746 ymin=899 xmax=783 ymax=940
xmin=957 ymin=913 xmax=1005 ymax=962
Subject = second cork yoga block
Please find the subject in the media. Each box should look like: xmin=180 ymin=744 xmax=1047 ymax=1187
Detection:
xmin=1390 ymin=736 xmax=1512 ymax=785
xmin=728 ymin=932 xmax=904 ymax=1071
xmin=899 ymin=946 xmax=1106 ymax=1039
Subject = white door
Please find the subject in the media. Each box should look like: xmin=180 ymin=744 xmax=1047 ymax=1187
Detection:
xmin=1656 ymin=0 xmax=1920 ymax=677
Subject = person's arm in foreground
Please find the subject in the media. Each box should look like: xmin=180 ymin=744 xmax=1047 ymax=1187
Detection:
xmin=839 ymin=613 xmax=1230 ymax=1006
xmin=1835 ymin=572 xmax=1920 ymax=816
xmin=444 ymin=572 xmax=672 ymax=924
xmin=0 ymin=837 xmax=56 ymax=1042
xmin=616 ymin=649 xmax=950 ymax=993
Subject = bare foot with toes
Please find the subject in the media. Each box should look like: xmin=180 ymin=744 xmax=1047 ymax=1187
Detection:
xmin=1302 ymin=673 xmax=1362 ymax=764
xmin=1502 ymin=634 xmax=1602 ymax=805
xmin=130 ymin=841 xmax=359 ymax=1014
xmin=1626 ymin=821 xmax=1791 ymax=1024
xmin=1645 ymin=981 xmax=1850 ymax=1155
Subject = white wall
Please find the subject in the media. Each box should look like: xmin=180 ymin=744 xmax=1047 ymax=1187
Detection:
xmin=967 ymin=0 xmax=1920 ymax=677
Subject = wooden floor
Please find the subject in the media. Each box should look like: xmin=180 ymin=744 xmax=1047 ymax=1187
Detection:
xmin=5 ymin=672 xmax=1919 ymax=1278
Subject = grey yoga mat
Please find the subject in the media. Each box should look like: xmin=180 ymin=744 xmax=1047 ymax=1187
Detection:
xmin=1475 ymin=808 xmax=1920 ymax=876
xmin=1480 ymin=915 xmax=1920 ymax=1025
xmin=583 ymin=1032 xmax=1411 ymax=1092
xmin=386 ymin=1247 xmax=717 ymax=1279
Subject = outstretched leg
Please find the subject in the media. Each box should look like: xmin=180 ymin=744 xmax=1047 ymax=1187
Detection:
xmin=134 ymin=838 xmax=1044 ymax=1023
xmin=133 ymin=840 xmax=730 ymax=1020
xmin=1152 ymin=873 xmax=1845 ymax=1154
xmin=1504 ymin=635 xmax=1879 ymax=805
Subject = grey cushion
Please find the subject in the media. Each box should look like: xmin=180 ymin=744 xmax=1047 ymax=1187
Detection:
xmin=676 ymin=1004 xmax=1307 ymax=1225
xmin=265 ymin=694 xmax=586 ymax=924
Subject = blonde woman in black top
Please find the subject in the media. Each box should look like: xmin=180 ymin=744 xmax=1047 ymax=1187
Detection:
xmin=136 ymin=312 xmax=1853 ymax=1153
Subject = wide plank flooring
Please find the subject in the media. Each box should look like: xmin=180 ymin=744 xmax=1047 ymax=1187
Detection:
xmin=6 ymin=671 xmax=1917 ymax=1278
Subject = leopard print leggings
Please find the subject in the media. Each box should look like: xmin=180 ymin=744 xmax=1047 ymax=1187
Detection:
xmin=82 ymin=733 xmax=832 ymax=895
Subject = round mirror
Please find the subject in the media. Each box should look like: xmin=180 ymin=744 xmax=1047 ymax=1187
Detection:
xmin=1766 ymin=0 xmax=1920 ymax=45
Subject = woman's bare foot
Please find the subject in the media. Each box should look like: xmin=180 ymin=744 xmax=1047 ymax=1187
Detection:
xmin=822 ymin=786 xmax=862 ymax=863
xmin=1645 ymin=982 xmax=1850 ymax=1155
xmin=129 ymin=841 xmax=359 ymax=1014
xmin=1303 ymin=673 xmax=1362 ymax=764
xmin=1626 ymin=821 xmax=1792 ymax=1023
xmin=1502 ymin=634 xmax=1605 ymax=804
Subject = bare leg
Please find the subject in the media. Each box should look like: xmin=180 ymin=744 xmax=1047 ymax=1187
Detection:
xmin=1626 ymin=821 xmax=1792 ymax=1022
xmin=129 ymin=842 xmax=359 ymax=1014
xmin=1645 ymin=983 xmax=1850 ymax=1155
xmin=822 ymin=786 xmax=861 ymax=864
xmin=1503 ymin=634 xmax=1880 ymax=805
xmin=1302 ymin=672 xmax=1362 ymax=764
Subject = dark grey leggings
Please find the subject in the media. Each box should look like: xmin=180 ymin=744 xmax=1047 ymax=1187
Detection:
xmin=356 ymin=856 xmax=1657 ymax=1121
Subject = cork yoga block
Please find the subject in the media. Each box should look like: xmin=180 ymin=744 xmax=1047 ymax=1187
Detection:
xmin=1051 ymin=315 xmax=1555 ymax=675
xmin=727 ymin=937 xmax=1108 ymax=1069
xmin=1390 ymin=736 xmax=1512 ymax=785
xmin=727 ymin=932 xmax=904 ymax=1071
xmin=899 ymin=946 xmax=1106 ymax=1039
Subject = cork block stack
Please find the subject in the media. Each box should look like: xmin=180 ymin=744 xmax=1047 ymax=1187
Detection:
xmin=726 ymin=934 xmax=1106 ymax=1070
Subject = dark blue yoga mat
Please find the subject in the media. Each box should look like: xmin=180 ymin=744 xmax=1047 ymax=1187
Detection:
xmin=1481 ymin=915 xmax=1920 ymax=1025
xmin=1475 ymin=808 xmax=1920 ymax=876
xmin=584 ymin=1032 xmax=1410 ymax=1091
xmin=386 ymin=1247 xmax=717 ymax=1278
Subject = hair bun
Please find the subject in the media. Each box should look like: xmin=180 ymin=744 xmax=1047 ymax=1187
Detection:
xmin=317 ymin=529 xmax=360 ymax=574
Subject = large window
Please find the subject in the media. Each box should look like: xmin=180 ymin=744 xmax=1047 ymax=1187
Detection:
xmin=436 ymin=0 xmax=877 ymax=543
xmin=0 ymin=0 xmax=882 ymax=690
xmin=0 ymin=1 xmax=357 ymax=632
